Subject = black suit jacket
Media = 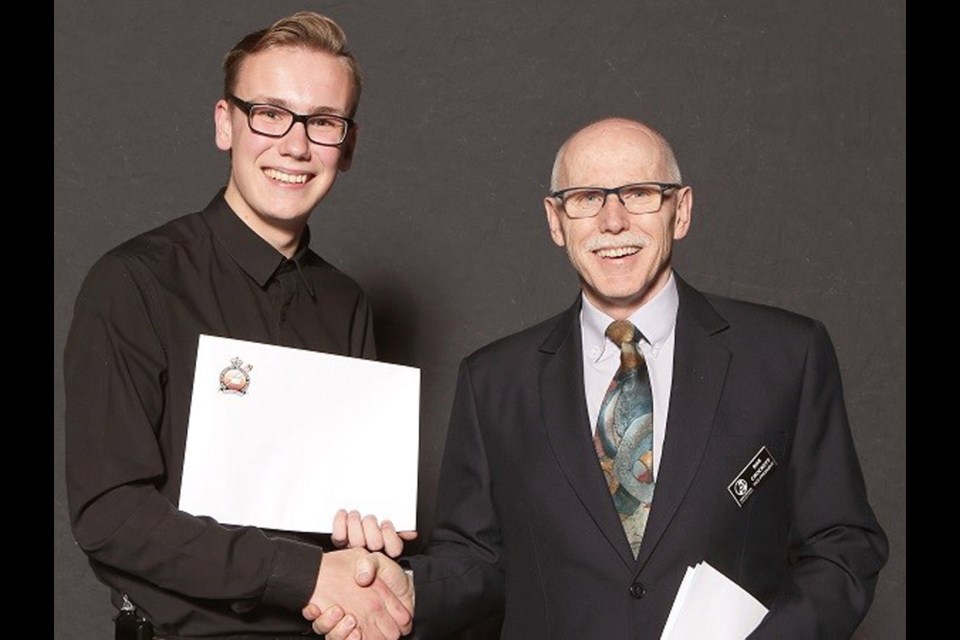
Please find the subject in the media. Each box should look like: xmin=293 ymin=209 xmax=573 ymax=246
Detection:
xmin=408 ymin=277 xmax=887 ymax=639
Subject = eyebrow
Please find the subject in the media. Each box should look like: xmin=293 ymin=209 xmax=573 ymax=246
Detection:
xmin=248 ymin=96 xmax=347 ymax=117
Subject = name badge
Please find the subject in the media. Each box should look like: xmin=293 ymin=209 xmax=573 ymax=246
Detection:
xmin=727 ymin=446 xmax=777 ymax=507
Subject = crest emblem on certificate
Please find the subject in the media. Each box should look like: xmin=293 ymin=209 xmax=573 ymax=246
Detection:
xmin=219 ymin=357 xmax=253 ymax=395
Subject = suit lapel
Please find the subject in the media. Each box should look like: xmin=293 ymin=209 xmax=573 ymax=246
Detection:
xmin=539 ymin=300 xmax=637 ymax=569
xmin=636 ymin=277 xmax=731 ymax=569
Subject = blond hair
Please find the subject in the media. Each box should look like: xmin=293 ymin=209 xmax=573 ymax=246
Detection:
xmin=223 ymin=12 xmax=362 ymax=115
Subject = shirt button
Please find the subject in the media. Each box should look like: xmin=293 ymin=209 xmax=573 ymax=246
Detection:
xmin=629 ymin=582 xmax=646 ymax=599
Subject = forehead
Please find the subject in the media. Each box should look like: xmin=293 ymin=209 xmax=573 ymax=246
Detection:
xmin=234 ymin=46 xmax=354 ymax=113
xmin=559 ymin=124 xmax=670 ymax=188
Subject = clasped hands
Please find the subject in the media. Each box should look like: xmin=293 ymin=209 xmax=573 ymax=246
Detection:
xmin=303 ymin=509 xmax=417 ymax=639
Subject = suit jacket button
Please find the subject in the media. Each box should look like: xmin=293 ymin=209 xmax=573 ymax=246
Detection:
xmin=629 ymin=582 xmax=646 ymax=599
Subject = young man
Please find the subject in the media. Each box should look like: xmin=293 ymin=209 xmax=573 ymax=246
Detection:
xmin=65 ymin=12 xmax=411 ymax=639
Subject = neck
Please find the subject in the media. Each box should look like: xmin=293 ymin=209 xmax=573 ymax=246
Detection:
xmin=246 ymin=220 xmax=303 ymax=259
xmin=223 ymin=189 xmax=305 ymax=258
xmin=583 ymin=269 xmax=674 ymax=320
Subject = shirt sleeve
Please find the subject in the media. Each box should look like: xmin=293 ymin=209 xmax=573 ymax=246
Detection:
xmin=64 ymin=254 xmax=321 ymax=612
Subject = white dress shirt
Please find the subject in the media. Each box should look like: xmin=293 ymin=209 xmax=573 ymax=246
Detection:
xmin=580 ymin=272 xmax=679 ymax=479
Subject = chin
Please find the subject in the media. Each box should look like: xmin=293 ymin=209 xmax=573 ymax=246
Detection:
xmin=250 ymin=204 xmax=309 ymax=225
xmin=599 ymin=283 xmax=649 ymax=303
xmin=263 ymin=197 xmax=317 ymax=219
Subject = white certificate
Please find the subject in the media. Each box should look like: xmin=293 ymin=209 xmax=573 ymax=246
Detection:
xmin=179 ymin=335 xmax=420 ymax=532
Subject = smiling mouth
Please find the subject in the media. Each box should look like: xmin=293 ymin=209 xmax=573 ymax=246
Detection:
xmin=263 ymin=168 xmax=313 ymax=185
xmin=594 ymin=246 xmax=641 ymax=258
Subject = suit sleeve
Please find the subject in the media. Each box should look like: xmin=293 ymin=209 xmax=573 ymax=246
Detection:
xmin=64 ymin=255 xmax=321 ymax=612
xmin=750 ymin=321 xmax=888 ymax=638
xmin=406 ymin=359 xmax=505 ymax=638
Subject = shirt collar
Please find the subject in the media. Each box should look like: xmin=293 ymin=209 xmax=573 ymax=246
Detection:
xmin=202 ymin=189 xmax=313 ymax=293
xmin=580 ymin=271 xmax=680 ymax=363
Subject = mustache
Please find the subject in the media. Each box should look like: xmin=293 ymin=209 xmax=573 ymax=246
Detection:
xmin=583 ymin=232 xmax=650 ymax=252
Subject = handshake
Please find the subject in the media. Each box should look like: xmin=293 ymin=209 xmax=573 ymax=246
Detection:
xmin=303 ymin=510 xmax=418 ymax=640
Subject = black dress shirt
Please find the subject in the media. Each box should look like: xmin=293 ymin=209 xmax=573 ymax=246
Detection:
xmin=64 ymin=191 xmax=376 ymax=636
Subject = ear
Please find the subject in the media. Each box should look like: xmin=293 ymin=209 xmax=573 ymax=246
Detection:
xmin=337 ymin=123 xmax=358 ymax=172
xmin=214 ymin=99 xmax=233 ymax=151
xmin=544 ymin=197 xmax=567 ymax=247
xmin=672 ymin=186 xmax=693 ymax=240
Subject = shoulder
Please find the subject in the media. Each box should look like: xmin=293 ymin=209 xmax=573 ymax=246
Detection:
xmin=107 ymin=210 xmax=209 ymax=270
xmin=705 ymin=293 xmax=821 ymax=334
xmin=679 ymin=282 xmax=844 ymax=400
xmin=679 ymin=280 xmax=834 ymax=362
xmin=464 ymin=303 xmax=576 ymax=370
xmin=77 ymin=211 xmax=208 ymax=303
xmin=677 ymin=275 xmax=822 ymax=337
xmin=82 ymin=210 xmax=207 ymax=283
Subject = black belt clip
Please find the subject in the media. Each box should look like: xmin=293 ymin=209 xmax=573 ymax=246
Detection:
xmin=115 ymin=595 xmax=154 ymax=640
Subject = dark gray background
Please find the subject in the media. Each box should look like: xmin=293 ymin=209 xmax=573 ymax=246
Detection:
xmin=54 ymin=2 xmax=905 ymax=638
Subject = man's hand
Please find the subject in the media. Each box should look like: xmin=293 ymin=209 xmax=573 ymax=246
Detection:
xmin=353 ymin=552 xmax=414 ymax=607
xmin=302 ymin=604 xmax=359 ymax=640
xmin=332 ymin=509 xmax=418 ymax=558
xmin=320 ymin=555 xmax=416 ymax=639
xmin=302 ymin=548 xmax=413 ymax=640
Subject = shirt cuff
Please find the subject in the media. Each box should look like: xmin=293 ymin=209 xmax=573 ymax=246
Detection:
xmin=259 ymin=537 xmax=324 ymax=610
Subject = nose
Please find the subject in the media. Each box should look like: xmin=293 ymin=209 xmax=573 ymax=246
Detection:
xmin=279 ymin=121 xmax=311 ymax=159
xmin=597 ymin=192 xmax=631 ymax=233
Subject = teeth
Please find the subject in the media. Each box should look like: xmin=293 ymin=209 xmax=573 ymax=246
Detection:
xmin=264 ymin=168 xmax=309 ymax=184
xmin=595 ymin=246 xmax=640 ymax=258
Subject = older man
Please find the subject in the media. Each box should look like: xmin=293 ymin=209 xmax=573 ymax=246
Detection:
xmin=323 ymin=117 xmax=888 ymax=639
xmin=65 ymin=12 xmax=412 ymax=639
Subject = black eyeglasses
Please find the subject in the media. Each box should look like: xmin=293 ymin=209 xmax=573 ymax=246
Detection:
xmin=550 ymin=182 xmax=682 ymax=219
xmin=227 ymin=95 xmax=354 ymax=146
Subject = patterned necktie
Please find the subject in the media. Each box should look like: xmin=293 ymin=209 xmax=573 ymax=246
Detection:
xmin=594 ymin=319 xmax=655 ymax=558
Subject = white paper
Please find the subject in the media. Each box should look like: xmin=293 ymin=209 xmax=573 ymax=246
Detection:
xmin=661 ymin=565 xmax=697 ymax=638
xmin=179 ymin=335 xmax=420 ymax=532
xmin=661 ymin=561 xmax=768 ymax=640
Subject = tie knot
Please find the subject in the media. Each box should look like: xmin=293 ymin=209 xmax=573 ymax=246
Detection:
xmin=606 ymin=319 xmax=640 ymax=347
